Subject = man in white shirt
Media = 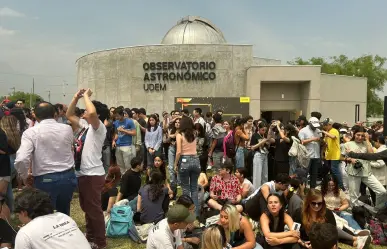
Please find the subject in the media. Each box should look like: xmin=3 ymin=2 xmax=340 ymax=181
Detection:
xmin=15 ymin=101 xmax=77 ymax=216
xmin=147 ymin=204 xmax=196 ymax=249
xmin=298 ymin=117 xmax=321 ymax=189
xmin=66 ymin=89 xmax=108 ymax=249
xmin=14 ymin=188 xmax=91 ymax=249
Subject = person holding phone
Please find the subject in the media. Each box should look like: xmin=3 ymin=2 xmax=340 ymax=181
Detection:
xmin=260 ymin=193 xmax=301 ymax=249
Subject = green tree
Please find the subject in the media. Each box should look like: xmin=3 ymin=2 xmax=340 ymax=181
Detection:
xmin=289 ymin=55 xmax=387 ymax=117
xmin=8 ymin=91 xmax=44 ymax=108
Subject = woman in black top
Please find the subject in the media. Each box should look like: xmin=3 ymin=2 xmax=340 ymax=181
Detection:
xmin=101 ymin=164 xmax=121 ymax=213
xmin=268 ymin=122 xmax=297 ymax=176
xmin=260 ymin=193 xmax=301 ymax=249
xmin=0 ymin=196 xmax=16 ymax=248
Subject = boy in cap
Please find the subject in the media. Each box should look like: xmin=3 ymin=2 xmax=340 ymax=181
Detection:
xmin=147 ymin=204 xmax=196 ymax=249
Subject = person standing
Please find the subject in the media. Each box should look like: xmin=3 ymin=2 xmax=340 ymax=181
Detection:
xmin=322 ymin=118 xmax=344 ymax=190
xmin=298 ymin=117 xmax=321 ymax=189
xmin=112 ymin=108 xmax=136 ymax=174
xmin=15 ymin=101 xmax=77 ymax=216
xmin=145 ymin=114 xmax=163 ymax=169
xmin=174 ymin=116 xmax=201 ymax=216
xmin=208 ymin=113 xmax=227 ymax=174
xmin=66 ymin=89 xmax=109 ymax=249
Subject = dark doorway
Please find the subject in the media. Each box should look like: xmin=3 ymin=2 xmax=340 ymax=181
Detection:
xmin=261 ymin=111 xmax=292 ymax=124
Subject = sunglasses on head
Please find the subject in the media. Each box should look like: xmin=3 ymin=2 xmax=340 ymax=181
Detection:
xmin=311 ymin=201 xmax=323 ymax=207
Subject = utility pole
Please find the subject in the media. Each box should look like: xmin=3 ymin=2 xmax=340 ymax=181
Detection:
xmin=62 ymin=80 xmax=68 ymax=103
xmin=32 ymin=78 xmax=35 ymax=107
xmin=30 ymin=88 xmax=32 ymax=108
xmin=10 ymin=87 xmax=16 ymax=95
xmin=47 ymin=90 xmax=51 ymax=102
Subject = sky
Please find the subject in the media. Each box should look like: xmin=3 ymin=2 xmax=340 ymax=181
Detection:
xmin=1 ymin=0 xmax=387 ymax=105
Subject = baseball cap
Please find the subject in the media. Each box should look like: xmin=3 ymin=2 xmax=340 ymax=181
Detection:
xmin=167 ymin=204 xmax=196 ymax=224
xmin=323 ymin=118 xmax=334 ymax=125
xmin=309 ymin=117 xmax=320 ymax=128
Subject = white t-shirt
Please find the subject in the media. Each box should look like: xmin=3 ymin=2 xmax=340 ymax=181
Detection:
xmin=243 ymin=178 xmax=256 ymax=197
xmin=147 ymin=218 xmax=182 ymax=249
xmin=247 ymin=181 xmax=277 ymax=200
xmin=76 ymin=120 xmax=106 ymax=177
xmin=15 ymin=212 xmax=91 ymax=249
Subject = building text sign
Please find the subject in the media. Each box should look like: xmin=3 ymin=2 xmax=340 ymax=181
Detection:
xmin=143 ymin=61 xmax=216 ymax=91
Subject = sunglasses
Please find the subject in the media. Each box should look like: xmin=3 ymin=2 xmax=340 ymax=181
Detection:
xmin=311 ymin=201 xmax=323 ymax=207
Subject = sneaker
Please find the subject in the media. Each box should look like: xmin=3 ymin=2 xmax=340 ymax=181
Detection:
xmin=356 ymin=235 xmax=371 ymax=249
xmin=355 ymin=229 xmax=371 ymax=236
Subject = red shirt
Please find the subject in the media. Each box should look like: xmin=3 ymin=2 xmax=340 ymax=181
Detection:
xmin=210 ymin=175 xmax=241 ymax=200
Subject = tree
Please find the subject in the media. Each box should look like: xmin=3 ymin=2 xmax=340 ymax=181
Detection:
xmin=6 ymin=91 xmax=44 ymax=108
xmin=289 ymin=55 xmax=387 ymax=117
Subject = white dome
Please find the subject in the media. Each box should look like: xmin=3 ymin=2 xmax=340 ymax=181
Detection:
xmin=161 ymin=16 xmax=226 ymax=45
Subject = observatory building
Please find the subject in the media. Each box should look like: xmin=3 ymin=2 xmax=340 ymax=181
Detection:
xmin=76 ymin=16 xmax=366 ymax=123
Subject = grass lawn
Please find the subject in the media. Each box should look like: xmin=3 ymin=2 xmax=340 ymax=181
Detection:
xmin=68 ymin=193 xmax=387 ymax=249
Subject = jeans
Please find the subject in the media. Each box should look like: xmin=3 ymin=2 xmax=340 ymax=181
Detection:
xmin=116 ymin=145 xmax=136 ymax=174
xmin=102 ymin=146 xmax=111 ymax=174
xmin=34 ymin=169 xmax=77 ymax=216
xmin=212 ymin=151 xmax=223 ymax=174
xmin=6 ymin=154 xmax=16 ymax=212
xmin=330 ymin=160 xmax=345 ymax=190
xmin=168 ymin=145 xmax=178 ymax=188
xmin=348 ymin=174 xmax=387 ymax=209
xmin=178 ymin=155 xmax=201 ymax=216
xmin=253 ymin=152 xmax=268 ymax=189
xmin=78 ymin=175 xmax=106 ymax=247
xmin=289 ymin=156 xmax=298 ymax=176
xmin=235 ymin=147 xmax=245 ymax=169
xmin=129 ymin=196 xmax=138 ymax=212
xmin=308 ymin=158 xmax=320 ymax=188
xmin=338 ymin=211 xmax=362 ymax=230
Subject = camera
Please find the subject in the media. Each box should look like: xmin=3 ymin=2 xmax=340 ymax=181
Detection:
xmin=353 ymin=160 xmax=363 ymax=170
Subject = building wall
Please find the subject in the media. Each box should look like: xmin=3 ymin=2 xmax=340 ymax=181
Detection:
xmin=320 ymin=74 xmax=367 ymax=125
xmin=246 ymin=66 xmax=322 ymax=118
xmin=260 ymin=83 xmax=302 ymax=111
xmin=76 ymin=44 xmax=253 ymax=113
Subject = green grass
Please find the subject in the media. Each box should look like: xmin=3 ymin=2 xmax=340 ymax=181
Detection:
xmin=68 ymin=192 xmax=387 ymax=249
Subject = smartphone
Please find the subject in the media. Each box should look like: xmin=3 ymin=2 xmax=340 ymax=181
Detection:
xmin=292 ymin=222 xmax=301 ymax=231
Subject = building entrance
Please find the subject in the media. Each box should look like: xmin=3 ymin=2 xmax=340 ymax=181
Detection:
xmin=261 ymin=111 xmax=294 ymax=124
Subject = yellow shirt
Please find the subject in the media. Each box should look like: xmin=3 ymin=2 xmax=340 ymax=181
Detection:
xmin=324 ymin=128 xmax=341 ymax=160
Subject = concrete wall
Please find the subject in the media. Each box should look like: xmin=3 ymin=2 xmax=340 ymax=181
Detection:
xmin=76 ymin=44 xmax=253 ymax=113
xmin=320 ymin=74 xmax=367 ymax=125
xmin=246 ymin=65 xmax=322 ymax=118
xmin=260 ymin=83 xmax=302 ymax=111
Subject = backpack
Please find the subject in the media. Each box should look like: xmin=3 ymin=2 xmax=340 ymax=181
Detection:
xmin=288 ymin=136 xmax=310 ymax=169
xmin=106 ymin=204 xmax=134 ymax=237
xmin=74 ymin=127 xmax=89 ymax=171
xmin=223 ymin=131 xmax=237 ymax=158
xmin=369 ymin=218 xmax=387 ymax=245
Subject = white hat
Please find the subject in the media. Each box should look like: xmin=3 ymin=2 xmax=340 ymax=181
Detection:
xmin=309 ymin=117 xmax=320 ymax=128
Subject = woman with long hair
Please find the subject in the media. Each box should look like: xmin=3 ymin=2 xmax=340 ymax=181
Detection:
xmin=145 ymin=114 xmax=163 ymax=169
xmin=202 ymin=224 xmax=231 ymax=249
xmin=0 ymin=115 xmax=22 ymax=212
xmin=174 ymin=116 xmax=200 ymax=216
xmin=345 ymin=125 xmax=387 ymax=209
xmin=168 ymin=118 xmax=180 ymax=198
xmin=195 ymin=123 xmax=208 ymax=173
xmin=10 ymin=108 xmax=28 ymax=134
xmin=147 ymin=155 xmax=173 ymax=198
xmin=233 ymin=118 xmax=250 ymax=169
xmin=260 ymin=193 xmax=301 ymax=249
xmin=319 ymin=174 xmax=363 ymax=231
xmin=136 ymin=170 xmax=169 ymax=224
xmin=218 ymin=204 xmax=262 ymax=249
xmin=101 ymin=163 xmax=121 ymax=214
xmin=268 ymin=122 xmax=297 ymax=176
xmin=296 ymin=189 xmax=370 ymax=248
xmin=251 ymin=121 xmax=270 ymax=188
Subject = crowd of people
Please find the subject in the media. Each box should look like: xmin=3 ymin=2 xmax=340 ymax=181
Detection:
xmin=0 ymin=89 xmax=387 ymax=249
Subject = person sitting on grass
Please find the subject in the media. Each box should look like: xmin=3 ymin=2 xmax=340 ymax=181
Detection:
xmin=201 ymin=224 xmax=231 ymax=249
xmin=116 ymin=157 xmax=143 ymax=205
xmin=14 ymin=188 xmax=91 ymax=249
xmin=235 ymin=167 xmax=256 ymax=200
xmin=136 ymin=170 xmax=170 ymax=224
xmin=147 ymin=154 xmax=174 ymax=199
xmin=260 ymin=193 xmax=301 ymax=249
xmin=147 ymin=204 xmax=196 ymax=249
xmin=176 ymin=195 xmax=201 ymax=249
xmin=309 ymin=223 xmax=338 ymax=249
xmin=101 ymin=161 xmax=121 ymax=215
xmin=208 ymin=160 xmax=243 ymax=212
xmin=218 ymin=204 xmax=263 ymax=249
xmin=0 ymin=194 xmax=16 ymax=249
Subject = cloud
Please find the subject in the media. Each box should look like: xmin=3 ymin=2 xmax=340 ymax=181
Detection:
xmin=0 ymin=26 xmax=16 ymax=36
xmin=0 ymin=7 xmax=25 ymax=17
